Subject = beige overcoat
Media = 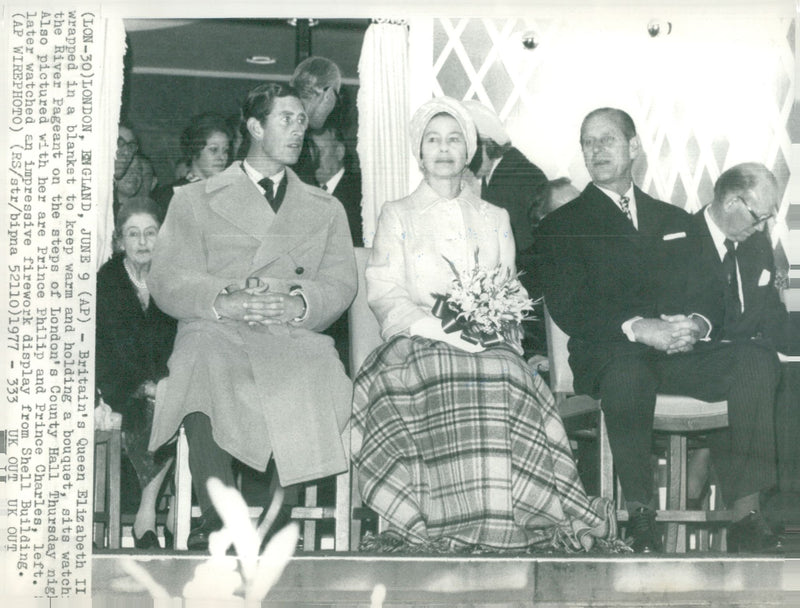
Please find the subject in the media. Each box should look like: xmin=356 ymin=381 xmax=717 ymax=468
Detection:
xmin=147 ymin=163 xmax=356 ymax=485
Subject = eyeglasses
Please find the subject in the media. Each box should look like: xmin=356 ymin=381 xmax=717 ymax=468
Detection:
xmin=734 ymin=195 xmax=774 ymax=226
xmin=117 ymin=137 xmax=139 ymax=152
xmin=123 ymin=228 xmax=158 ymax=240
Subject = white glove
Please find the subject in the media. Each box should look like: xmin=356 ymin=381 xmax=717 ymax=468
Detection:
xmin=409 ymin=317 xmax=485 ymax=353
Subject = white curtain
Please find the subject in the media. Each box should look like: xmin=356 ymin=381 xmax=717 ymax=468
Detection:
xmin=96 ymin=18 xmax=127 ymax=269
xmin=356 ymin=21 xmax=410 ymax=247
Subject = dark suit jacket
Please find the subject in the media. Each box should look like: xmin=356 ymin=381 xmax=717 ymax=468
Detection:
xmin=482 ymin=147 xmax=549 ymax=254
xmin=95 ymin=253 xmax=177 ymax=431
xmin=483 ymin=147 xmax=549 ymax=356
xmin=536 ymin=183 xmax=701 ymax=395
xmin=332 ymin=170 xmax=363 ymax=247
xmin=686 ymin=210 xmax=795 ymax=351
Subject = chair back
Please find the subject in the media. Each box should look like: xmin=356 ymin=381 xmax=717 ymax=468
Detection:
xmin=348 ymin=247 xmax=383 ymax=375
xmin=544 ymin=303 xmax=576 ymax=395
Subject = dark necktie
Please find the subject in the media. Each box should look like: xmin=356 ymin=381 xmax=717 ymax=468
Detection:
xmin=258 ymin=176 xmax=286 ymax=213
xmin=319 ymin=182 xmax=328 ymax=191
xmin=481 ymin=177 xmax=488 ymax=198
xmin=619 ymin=195 xmax=633 ymax=224
xmin=723 ymin=238 xmax=742 ymax=313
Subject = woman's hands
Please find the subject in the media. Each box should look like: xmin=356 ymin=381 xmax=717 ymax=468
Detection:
xmin=214 ymin=284 xmax=305 ymax=326
xmin=410 ymin=317 xmax=485 ymax=353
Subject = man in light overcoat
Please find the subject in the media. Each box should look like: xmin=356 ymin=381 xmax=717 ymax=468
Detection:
xmin=147 ymin=83 xmax=357 ymax=550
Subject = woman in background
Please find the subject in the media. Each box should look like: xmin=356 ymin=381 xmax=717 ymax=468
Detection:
xmin=152 ymin=112 xmax=233 ymax=213
xmin=96 ymin=198 xmax=177 ymax=549
xmin=351 ymin=97 xmax=615 ymax=552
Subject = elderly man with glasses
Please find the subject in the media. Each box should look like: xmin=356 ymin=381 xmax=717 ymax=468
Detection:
xmin=686 ymin=162 xmax=800 ymax=517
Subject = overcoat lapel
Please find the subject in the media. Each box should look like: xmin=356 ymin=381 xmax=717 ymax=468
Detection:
xmin=251 ymin=170 xmax=329 ymax=269
xmin=207 ymin=164 xmax=274 ymax=242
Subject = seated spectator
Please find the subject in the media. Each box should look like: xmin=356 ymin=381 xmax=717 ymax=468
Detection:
xmin=351 ymin=97 xmax=615 ymax=552
xmin=114 ymin=154 xmax=158 ymax=220
xmin=146 ymin=83 xmax=356 ymax=552
xmin=95 ymin=198 xmax=177 ymax=549
xmin=152 ymin=112 xmax=233 ymax=213
xmin=686 ymin=162 xmax=800 ymax=518
xmin=309 ymin=126 xmax=363 ymax=246
xmin=115 ymin=123 xmax=139 ymax=182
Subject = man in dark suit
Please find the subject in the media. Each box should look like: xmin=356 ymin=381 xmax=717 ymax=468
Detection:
xmin=536 ymin=108 xmax=782 ymax=553
xmin=463 ymin=100 xmax=550 ymax=357
xmin=687 ymin=162 xmax=800 ymax=502
xmin=290 ymin=56 xmax=342 ymax=185
xmin=310 ymin=126 xmax=363 ymax=246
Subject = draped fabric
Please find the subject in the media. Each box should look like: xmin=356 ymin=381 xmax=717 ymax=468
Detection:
xmin=351 ymin=335 xmax=609 ymax=551
xmin=356 ymin=21 xmax=410 ymax=247
xmin=96 ymin=18 xmax=128 ymax=268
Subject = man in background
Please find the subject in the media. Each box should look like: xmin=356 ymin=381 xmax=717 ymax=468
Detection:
xmin=463 ymin=100 xmax=550 ymax=358
xmin=290 ymin=56 xmax=342 ymax=184
xmin=310 ymin=126 xmax=363 ymax=246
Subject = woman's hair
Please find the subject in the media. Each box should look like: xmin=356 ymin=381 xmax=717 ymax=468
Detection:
xmin=114 ymin=197 xmax=163 ymax=236
xmin=179 ymin=112 xmax=233 ymax=163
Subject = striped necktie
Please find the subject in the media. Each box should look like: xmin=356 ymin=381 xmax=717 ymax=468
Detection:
xmin=619 ymin=195 xmax=633 ymax=224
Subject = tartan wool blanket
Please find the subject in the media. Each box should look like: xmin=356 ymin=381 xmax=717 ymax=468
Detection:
xmin=351 ymin=335 xmax=612 ymax=551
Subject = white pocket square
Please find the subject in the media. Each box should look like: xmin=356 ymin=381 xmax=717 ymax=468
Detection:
xmin=662 ymin=232 xmax=686 ymax=241
xmin=758 ymin=269 xmax=771 ymax=286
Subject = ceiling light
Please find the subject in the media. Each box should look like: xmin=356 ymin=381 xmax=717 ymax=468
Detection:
xmin=246 ymin=56 xmax=277 ymax=65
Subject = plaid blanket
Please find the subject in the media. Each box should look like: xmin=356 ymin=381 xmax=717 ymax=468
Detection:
xmin=351 ymin=335 xmax=610 ymax=551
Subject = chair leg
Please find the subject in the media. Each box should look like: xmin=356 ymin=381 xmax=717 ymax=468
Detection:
xmin=303 ymin=484 xmax=317 ymax=552
xmin=598 ymin=411 xmax=615 ymax=503
xmin=173 ymin=426 xmax=193 ymax=550
xmin=334 ymin=469 xmax=351 ymax=551
xmin=107 ymin=429 xmax=122 ymax=549
xmin=93 ymin=437 xmax=108 ymax=548
xmin=665 ymin=434 xmax=688 ymax=553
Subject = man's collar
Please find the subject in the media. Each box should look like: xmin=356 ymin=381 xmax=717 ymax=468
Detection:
xmin=703 ymin=206 xmax=731 ymax=261
xmin=485 ymin=156 xmax=503 ymax=184
xmin=595 ymin=183 xmax=634 ymax=204
xmin=242 ymin=159 xmax=285 ymax=186
xmin=321 ymin=167 xmax=345 ymax=191
xmin=415 ymin=180 xmax=483 ymax=213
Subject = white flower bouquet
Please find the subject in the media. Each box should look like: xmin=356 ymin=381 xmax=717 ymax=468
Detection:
xmin=432 ymin=249 xmax=537 ymax=354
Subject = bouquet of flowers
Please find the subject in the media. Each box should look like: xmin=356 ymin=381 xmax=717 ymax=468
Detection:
xmin=432 ymin=249 xmax=537 ymax=353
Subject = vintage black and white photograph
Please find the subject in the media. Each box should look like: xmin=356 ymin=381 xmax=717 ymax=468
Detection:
xmin=4 ymin=1 xmax=800 ymax=605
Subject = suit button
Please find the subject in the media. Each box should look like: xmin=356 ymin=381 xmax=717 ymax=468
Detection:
xmin=295 ymin=267 xmax=304 ymax=275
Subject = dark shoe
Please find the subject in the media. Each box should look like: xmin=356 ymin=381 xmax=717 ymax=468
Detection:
xmin=132 ymin=529 xmax=161 ymax=550
xmin=626 ymin=507 xmax=663 ymax=553
xmin=163 ymin=527 xmax=174 ymax=551
xmin=728 ymin=511 xmax=784 ymax=554
xmin=187 ymin=514 xmax=223 ymax=552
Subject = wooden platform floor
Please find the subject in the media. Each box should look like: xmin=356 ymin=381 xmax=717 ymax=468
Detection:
xmin=90 ymin=549 xmax=800 ymax=607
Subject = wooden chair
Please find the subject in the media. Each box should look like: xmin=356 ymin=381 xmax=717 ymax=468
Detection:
xmin=170 ymin=419 xmax=354 ymax=552
xmin=544 ymin=305 xmax=733 ymax=552
xmin=347 ymin=247 xmax=385 ymax=547
xmin=93 ymin=415 xmax=122 ymax=549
